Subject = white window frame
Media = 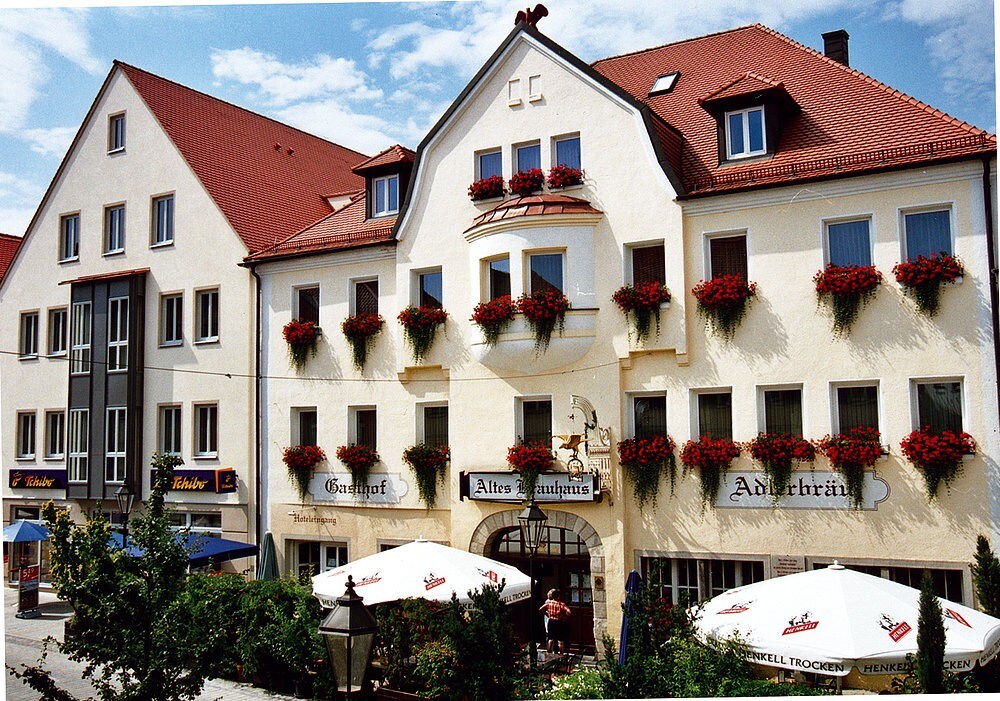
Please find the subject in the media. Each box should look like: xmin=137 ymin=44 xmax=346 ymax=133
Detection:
xmin=625 ymin=390 xmax=667 ymax=439
xmin=756 ymin=383 xmax=806 ymax=435
xmin=514 ymin=395 xmax=553 ymax=446
xmin=624 ymin=240 xmax=666 ymax=285
xmin=412 ymin=267 xmax=443 ymax=308
xmin=899 ymin=203 xmax=955 ymax=260
xmin=638 ymin=552 xmax=769 ymax=604
xmin=348 ymin=405 xmax=377 ymax=449
xmin=48 ymin=307 xmax=68 ymax=356
xmin=910 ymin=376 xmax=965 ymax=432
xmin=514 ymin=140 xmax=541 ymax=173
xmin=350 ymin=277 xmax=379 ymax=316
xmin=293 ymin=285 xmax=320 ymax=324
xmin=193 ymin=403 xmax=219 ymax=459
xmin=194 ymin=288 xmax=219 ymax=343
xmin=551 ymin=133 xmax=581 ymax=170
xmin=105 ymin=407 xmax=127 ymax=483
xmin=104 ymin=204 xmax=126 ymax=255
xmin=16 ymin=412 xmax=36 ymax=460
xmin=724 ymin=106 xmax=767 ymax=159
xmin=59 ymin=213 xmax=80 ymax=262
xmin=416 ymin=401 xmax=448 ymax=445
xmin=291 ymin=406 xmax=318 ymax=446
xmin=829 ymin=380 xmax=882 ymax=435
xmin=822 ymin=215 xmax=874 ymax=267
xmin=690 ymin=387 xmax=735 ymax=441
xmin=703 ymin=229 xmax=749 ymax=281
xmin=70 ymin=301 xmax=92 ymax=375
xmin=151 ymin=194 xmax=174 ymax=247
xmin=525 ymin=250 xmax=565 ymax=295
xmin=159 ymin=405 xmax=182 ymax=456
xmin=19 ymin=311 xmax=38 ymax=358
xmin=476 ymin=148 xmax=503 ymax=180
xmin=108 ymin=112 xmax=126 ymax=153
xmin=293 ymin=540 xmax=350 ymax=577
xmin=67 ymin=409 xmax=89 ymax=483
xmin=372 ymin=174 xmax=399 ymax=217
xmin=160 ymin=293 xmax=183 ymax=347
xmin=483 ymin=254 xmax=512 ymax=302
xmin=44 ymin=410 xmax=65 ymax=460
xmin=169 ymin=511 xmax=223 ymax=536
xmin=107 ymin=296 xmax=129 ymax=373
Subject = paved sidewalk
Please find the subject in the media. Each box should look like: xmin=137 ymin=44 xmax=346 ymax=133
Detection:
xmin=4 ymin=587 xmax=296 ymax=700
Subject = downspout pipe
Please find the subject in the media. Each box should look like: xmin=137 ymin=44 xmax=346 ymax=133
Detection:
xmin=249 ymin=263 xmax=263 ymax=549
xmin=983 ymin=156 xmax=999 ymax=429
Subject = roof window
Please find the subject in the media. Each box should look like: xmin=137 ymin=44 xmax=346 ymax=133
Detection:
xmin=649 ymin=72 xmax=679 ymax=96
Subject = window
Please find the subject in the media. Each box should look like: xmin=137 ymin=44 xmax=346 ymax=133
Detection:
xmin=478 ymin=150 xmax=502 ymax=180
xmin=836 ymin=385 xmax=879 ymax=433
xmin=296 ymin=541 xmax=349 ymax=578
xmin=294 ymin=408 xmax=318 ymax=447
xmin=527 ymin=253 xmax=563 ymax=294
xmin=515 ymin=142 xmax=541 ymax=172
xmin=353 ymin=279 xmax=378 ymax=316
xmin=107 ymin=297 xmax=128 ymax=372
xmin=159 ymin=405 xmax=182 ymax=456
xmin=169 ymin=512 xmax=223 ymax=537
xmin=709 ymin=234 xmax=748 ymax=280
xmin=418 ymin=270 xmax=443 ymax=309
xmin=632 ymin=395 xmax=666 ymax=439
xmin=354 ymin=408 xmax=377 ymax=450
xmin=826 ymin=219 xmax=871 ymax=267
xmin=195 ymin=289 xmax=219 ymax=342
xmin=642 ymin=556 xmax=765 ymax=605
xmin=904 ymin=208 xmax=952 ymax=259
xmin=194 ymin=404 xmax=218 ymax=458
xmin=296 ymin=286 xmax=320 ymax=325
xmin=372 ymin=175 xmax=399 ymax=217
xmin=16 ymin=412 xmax=36 ymax=459
xmin=915 ymin=381 xmax=962 ymax=434
xmin=160 ymin=294 xmax=183 ymax=346
xmin=553 ymin=135 xmax=581 ymax=170
xmin=60 ymin=214 xmax=80 ymax=261
xmin=48 ymin=308 xmax=67 ymax=355
xmin=45 ymin=411 xmax=65 ymax=459
xmin=725 ymin=106 xmax=766 ymax=159
xmin=70 ymin=301 xmax=92 ymax=374
xmin=152 ymin=194 xmax=174 ymax=245
xmin=105 ymin=407 xmax=127 ymax=483
xmin=520 ymin=399 xmax=552 ymax=446
xmin=697 ymin=391 xmax=733 ymax=440
xmin=19 ymin=312 xmax=38 ymax=357
xmin=422 ymin=405 xmax=448 ymax=447
xmin=108 ymin=113 xmax=125 ymax=152
xmin=763 ymin=388 xmax=803 ymax=435
xmin=649 ymin=72 xmax=679 ymax=96
xmin=487 ymin=256 xmax=511 ymax=300
xmin=67 ymin=409 xmax=89 ymax=482
xmin=104 ymin=204 xmax=125 ymax=254
xmin=630 ymin=244 xmax=665 ymax=285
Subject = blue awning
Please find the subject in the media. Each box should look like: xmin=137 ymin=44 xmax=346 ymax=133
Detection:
xmin=109 ymin=532 xmax=258 ymax=566
xmin=3 ymin=520 xmax=50 ymax=543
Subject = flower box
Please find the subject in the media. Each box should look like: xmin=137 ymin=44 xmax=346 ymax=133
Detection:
xmin=900 ymin=426 xmax=976 ymax=499
xmin=680 ymin=436 xmax=741 ymax=509
xmin=612 ymin=281 xmax=672 ymax=342
xmin=341 ymin=313 xmax=384 ymax=371
xmin=508 ymin=168 xmax=545 ymax=197
xmin=507 ymin=443 xmax=555 ymax=500
xmin=517 ymin=288 xmax=570 ymax=353
xmin=471 ymin=295 xmax=516 ymax=348
xmin=398 ymin=305 xmax=448 ymax=363
xmin=547 ymin=165 xmax=584 ymax=189
xmin=283 ymin=444 xmax=327 ymax=501
xmin=817 ymin=427 xmax=882 ymax=509
xmin=813 ymin=264 xmax=882 ymax=335
xmin=691 ymin=275 xmax=757 ymax=341
xmin=402 ymin=444 xmax=450 ymax=509
xmin=468 ymin=175 xmax=506 ymax=202
xmin=282 ymin=319 xmax=321 ymax=371
xmin=892 ymin=253 xmax=964 ymax=316
xmin=617 ymin=434 xmax=676 ymax=508
xmin=747 ymin=433 xmax=816 ymax=500
xmin=335 ymin=444 xmax=381 ymax=493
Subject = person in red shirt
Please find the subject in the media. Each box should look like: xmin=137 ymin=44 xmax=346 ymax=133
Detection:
xmin=539 ymin=588 xmax=572 ymax=653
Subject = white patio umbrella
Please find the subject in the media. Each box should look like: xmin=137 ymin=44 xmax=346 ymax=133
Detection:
xmin=694 ymin=563 xmax=1000 ymax=677
xmin=312 ymin=538 xmax=531 ymax=609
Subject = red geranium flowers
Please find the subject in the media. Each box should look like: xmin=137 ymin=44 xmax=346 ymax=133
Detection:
xmin=691 ymin=275 xmax=757 ymax=341
xmin=613 ymin=281 xmax=671 ymax=342
xmin=892 ymin=254 xmax=964 ymax=316
xmin=518 ymin=288 xmax=570 ymax=352
xmin=341 ymin=313 xmax=384 ymax=371
xmin=617 ymin=434 xmax=677 ymax=508
xmin=471 ymin=295 xmax=517 ymax=347
xmin=282 ymin=319 xmax=321 ymax=371
xmin=398 ymin=305 xmax=448 ymax=363
xmin=814 ymin=264 xmax=883 ymax=335
xmin=900 ymin=426 xmax=975 ymax=499
xmin=508 ymin=168 xmax=545 ymax=197
xmin=468 ymin=175 xmax=505 ymax=201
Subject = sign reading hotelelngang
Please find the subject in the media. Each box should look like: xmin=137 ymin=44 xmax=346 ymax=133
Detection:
xmin=717 ymin=471 xmax=889 ymax=510
xmin=309 ymin=472 xmax=409 ymax=505
xmin=460 ymin=472 xmax=600 ymax=503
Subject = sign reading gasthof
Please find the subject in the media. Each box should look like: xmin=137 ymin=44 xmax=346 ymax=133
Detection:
xmin=717 ymin=471 xmax=889 ymax=510
xmin=460 ymin=472 xmax=600 ymax=503
xmin=309 ymin=472 xmax=409 ymax=504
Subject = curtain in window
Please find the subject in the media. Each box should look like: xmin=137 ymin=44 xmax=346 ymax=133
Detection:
xmin=710 ymin=236 xmax=748 ymax=280
xmin=828 ymin=220 xmax=871 ymax=267
xmin=633 ymin=396 xmax=666 ymax=439
xmin=632 ymin=245 xmax=666 ymax=285
xmin=917 ymin=382 xmax=962 ymax=433
xmin=419 ymin=272 xmax=443 ymax=309
xmin=479 ymin=152 xmax=502 ymax=179
xmin=522 ymin=400 xmax=552 ymax=445
xmin=516 ymin=144 xmax=541 ymax=171
xmin=905 ymin=210 xmax=951 ymax=258
xmin=529 ymin=254 xmax=563 ymax=294
xmin=489 ymin=258 xmax=511 ymax=300
xmin=355 ymin=280 xmax=379 ymax=316
xmin=698 ymin=393 xmax=733 ymax=439
xmin=424 ymin=406 xmax=448 ymax=446
xmin=298 ymin=288 xmax=320 ymax=324
xmin=764 ymin=389 xmax=803 ymax=435
xmin=356 ymin=410 xmax=377 ymax=450
xmin=555 ymin=137 xmax=581 ymax=169
xmin=299 ymin=410 xmax=318 ymax=446
xmin=837 ymin=386 xmax=878 ymax=432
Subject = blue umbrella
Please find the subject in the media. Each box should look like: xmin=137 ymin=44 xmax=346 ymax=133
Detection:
xmin=619 ymin=569 xmax=643 ymax=664
xmin=3 ymin=520 xmax=50 ymax=543
xmin=109 ymin=531 xmax=259 ymax=566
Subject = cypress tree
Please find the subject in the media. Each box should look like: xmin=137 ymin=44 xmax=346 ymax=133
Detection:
xmin=915 ymin=570 xmax=946 ymax=694
xmin=971 ymin=534 xmax=1000 ymax=617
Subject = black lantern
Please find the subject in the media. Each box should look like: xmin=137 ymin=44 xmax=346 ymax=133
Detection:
xmin=517 ymin=500 xmax=548 ymax=666
xmin=114 ymin=483 xmax=136 ymax=547
xmin=319 ymin=575 xmax=378 ymax=698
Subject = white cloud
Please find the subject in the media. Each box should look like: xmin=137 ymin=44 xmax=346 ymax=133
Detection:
xmin=0 ymin=9 xmax=101 ymax=75
xmin=211 ymin=47 xmax=383 ymax=105
xmin=0 ymin=33 xmax=46 ymax=133
xmin=21 ymin=127 xmax=78 ymax=159
xmin=0 ymin=172 xmax=44 ymax=236
xmin=274 ymin=99 xmax=428 ymax=155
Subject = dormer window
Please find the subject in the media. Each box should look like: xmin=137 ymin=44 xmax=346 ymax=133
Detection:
xmin=372 ymin=174 xmax=399 ymax=217
xmin=725 ymin=106 xmax=766 ymax=159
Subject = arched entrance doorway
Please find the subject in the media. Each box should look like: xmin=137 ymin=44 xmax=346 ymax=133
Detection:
xmin=490 ymin=525 xmax=594 ymax=652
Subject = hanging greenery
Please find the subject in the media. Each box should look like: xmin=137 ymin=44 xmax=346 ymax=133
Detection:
xmin=612 ymin=281 xmax=672 ymax=342
xmin=397 ymin=305 xmax=448 ymax=363
xmin=471 ymin=295 xmax=516 ymax=347
xmin=691 ymin=275 xmax=757 ymax=341
xmin=680 ymin=436 xmax=741 ymax=510
xmin=900 ymin=427 xmax=976 ymax=499
xmin=517 ymin=288 xmax=569 ymax=353
xmin=506 ymin=443 xmax=555 ymax=501
xmin=341 ymin=313 xmax=384 ymax=371
xmin=817 ymin=427 xmax=883 ymax=509
xmin=282 ymin=445 xmax=327 ymax=502
xmin=617 ymin=434 xmax=676 ymax=509
xmin=335 ymin=444 xmax=380 ymax=494
xmin=813 ymin=264 xmax=883 ymax=335
xmin=282 ymin=319 xmax=321 ymax=371
xmin=892 ymin=253 xmax=964 ymax=316
xmin=402 ymin=444 xmax=451 ymax=509
xmin=747 ymin=433 xmax=816 ymax=500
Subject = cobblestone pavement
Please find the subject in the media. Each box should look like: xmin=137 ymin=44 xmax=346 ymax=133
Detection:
xmin=4 ymin=587 xmax=296 ymax=700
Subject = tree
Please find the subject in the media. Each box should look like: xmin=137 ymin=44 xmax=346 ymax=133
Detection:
xmin=915 ymin=570 xmax=946 ymax=694
xmin=972 ymin=534 xmax=1000 ymax=617
xmin=8 ymin=453 xmax=226 ymax=701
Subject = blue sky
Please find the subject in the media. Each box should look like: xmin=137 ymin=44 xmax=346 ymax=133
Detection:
xmin=0 ymin=0 xmax=995 ymax=236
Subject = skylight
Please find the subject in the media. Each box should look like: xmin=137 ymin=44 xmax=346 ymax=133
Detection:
xmin=649 ymin=72 xmax=679 ymax=96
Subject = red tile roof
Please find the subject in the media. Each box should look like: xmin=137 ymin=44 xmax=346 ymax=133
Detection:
xmin=352 ymin=144 xmax=415 ymax=174
xmin=466 ymin=194 xmax=602 ymax=231
xmin=0 ymin=234 xmax=21 ymax=284
xmin=59 ymin=267 xmax=150 ymax=286
xmin=247 ymin=195 xmax=395 ymax=262
xmin=116 ymin=61 xmax=368 ymax=252
xmin=593 ymin=24 xmax=995 ymax=196
xmin=700 ymin=72 xmax=786 ymax=104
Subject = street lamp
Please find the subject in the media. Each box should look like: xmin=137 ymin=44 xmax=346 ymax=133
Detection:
xmin=517 ymin=500 xmax=548 ymax=667
xmin=114 ymin=483 xmax=136 ymax=548
xmin=319 ymin=575 xmax=378 ymax=699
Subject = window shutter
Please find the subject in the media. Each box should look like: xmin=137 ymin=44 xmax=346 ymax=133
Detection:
xmin=632 ymin=246 xmax=666 ymax=285
xmin=710 ymin=236 xmax=748 ymax=280
xmin=355 ymin=281 xmax=379 ymax=316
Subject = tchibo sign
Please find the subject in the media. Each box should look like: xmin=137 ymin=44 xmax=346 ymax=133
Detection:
xmin=716 ymin=471 xmax=889 ymax=510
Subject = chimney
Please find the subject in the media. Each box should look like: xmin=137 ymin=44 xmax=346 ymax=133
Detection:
xmin=822 ymin=29 xmax=850 ymax=67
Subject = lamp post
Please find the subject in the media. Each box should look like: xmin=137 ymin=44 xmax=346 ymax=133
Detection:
xmin=319 ymin=575 xmax=378 ymax=699
xmin=114 ymin=483 xmax=136 ymax=548
xmin=517 ymin=500 xmax=548 ymax=668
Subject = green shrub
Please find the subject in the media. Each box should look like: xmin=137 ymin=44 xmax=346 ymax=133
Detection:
xmin=415 ymin=640 xmax=460 ymax=699
xmin=543 ymin=667 xmax=605 ymax=699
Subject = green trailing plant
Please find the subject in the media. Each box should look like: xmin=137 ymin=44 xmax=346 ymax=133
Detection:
xmin=282 ymin=444 xmax=326 ymax=502
xmin=813 ymin=264 xmax=883 ymax=335
xmin=747 ymin=433 xmax=816 ymax=500
xmin=817 ymin=427 xmax=882 ymax=510
xmin=517 ymin=288 xmax=569 ymax=353
xmin=915 ymin=571 xmax=946 ymax=694
xmin=691 ymin=274 xmax=757 ymax=341
xmin=612 ymin=281 xmax=672 ymax=342
xmin=893 ymin=253 xmax=964 ymax=316
xmin=335 ymin=443 xmax=380 ymax=493
xmin=617 ymin=434 xmax=676 ymax=508
xmin=341 ymin=312 xmax=384 ymax=371
xmin=402 ymin=443 xmax=450 ymax=509
xmin=398 ymin=305 xmax=448 ymax=363
xmin=900 ymin=427 xmax=976 ymax=499
xmin=282 ymin=318 xmax=321 ymax=371
xmin=680 ymin=436 xmax=741 ymax=510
